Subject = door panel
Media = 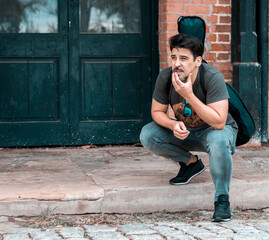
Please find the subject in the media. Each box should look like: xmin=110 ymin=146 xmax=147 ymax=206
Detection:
xmin=0 ymin=59 xmax=59 ymax=121
xmin=0 ymin=0 xmax=68 ymax=147
xmin=80 ymin=58 xmax=141 ymax=120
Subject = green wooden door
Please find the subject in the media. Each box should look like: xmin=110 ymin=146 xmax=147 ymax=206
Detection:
xmin=0 ymin=0 xmax=69 ymax=147
xmin=69 ymin=0 xmax=153 ymax=145
xmin=0 ymin=0 xmax=156 ymax=147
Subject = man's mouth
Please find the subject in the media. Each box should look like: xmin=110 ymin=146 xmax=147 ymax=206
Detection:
xmin=173 ymin=68 xmax=184 ymax=74
xmin=173 ymin=68 xmax=187 ymax=82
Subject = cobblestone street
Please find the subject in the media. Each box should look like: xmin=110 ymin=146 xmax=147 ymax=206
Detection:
xmin=1 ymin=219 xmax=269 ymax=240
xmin=0 ymin=210 xmax=269 ymax=240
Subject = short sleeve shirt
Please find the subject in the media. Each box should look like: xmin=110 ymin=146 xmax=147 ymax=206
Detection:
xmin=153 ymin=63 xmax=237 ymax=128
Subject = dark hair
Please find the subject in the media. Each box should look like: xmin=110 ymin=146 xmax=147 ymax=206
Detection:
xmin=169 ymin=33 xmax=204 ymax=59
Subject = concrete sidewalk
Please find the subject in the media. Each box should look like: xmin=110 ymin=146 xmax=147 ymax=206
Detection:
xmin=0 ymin=145 xmax=268 ymax=216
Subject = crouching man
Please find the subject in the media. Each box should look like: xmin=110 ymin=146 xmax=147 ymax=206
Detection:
xmin=140 ymin=33 xmax=238 ymax=222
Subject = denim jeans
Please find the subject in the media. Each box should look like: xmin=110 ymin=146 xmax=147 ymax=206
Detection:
xmin=140 ymin=121 xmax=238 ymax=201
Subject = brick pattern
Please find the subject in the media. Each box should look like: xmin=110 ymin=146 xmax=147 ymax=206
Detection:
xmin=159 ymin=0 xmax=232 ymax=83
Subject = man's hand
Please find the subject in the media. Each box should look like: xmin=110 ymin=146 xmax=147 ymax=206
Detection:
xmin=172 ymin=121 xmax=190 ymax=140
xmin=172 ymin=72 xmax=193 ymax=99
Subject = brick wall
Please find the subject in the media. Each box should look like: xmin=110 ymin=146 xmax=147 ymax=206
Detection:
xmin=159 ymin=0 xmax=232 ymax=83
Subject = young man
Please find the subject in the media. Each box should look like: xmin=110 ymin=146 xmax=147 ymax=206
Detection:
xmin=140 ymin=33 xmax=238 ymax=222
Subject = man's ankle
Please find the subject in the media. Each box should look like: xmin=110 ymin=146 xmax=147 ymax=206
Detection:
xmin=186 ymin=155 xmax=198 ymax=166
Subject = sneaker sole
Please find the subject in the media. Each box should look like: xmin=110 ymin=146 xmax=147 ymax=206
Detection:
xmin=170 ymin=166 xmax=206 ymax=185
xmin=212 ymin=218 xmax=231 ymax=222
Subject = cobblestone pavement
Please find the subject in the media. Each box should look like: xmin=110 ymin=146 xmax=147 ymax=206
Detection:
xmin=0 ymin=219 xmax=269 ymax=240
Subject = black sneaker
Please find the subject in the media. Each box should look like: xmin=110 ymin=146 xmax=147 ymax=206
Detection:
xmin=212 ymin=195 xmax=231 ymax=222
xmin=169 ymin=156 xmax=205 ymax=185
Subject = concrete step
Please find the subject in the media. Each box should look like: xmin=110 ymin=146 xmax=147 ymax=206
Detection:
xmin=0 ymin=146 xmax=268 ymax=216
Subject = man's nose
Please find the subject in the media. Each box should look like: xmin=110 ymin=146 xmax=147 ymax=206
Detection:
xmin=175 ymin=59 xmax=181 ymax=67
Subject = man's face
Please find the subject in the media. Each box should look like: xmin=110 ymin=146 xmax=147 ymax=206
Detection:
xmin=171 ymin=48 xmax=200 ymax=82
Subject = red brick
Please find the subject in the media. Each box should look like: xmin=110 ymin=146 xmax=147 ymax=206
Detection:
xmin=211 ymin=43 xmax=231 ymax=51
xmin=162 ymin=22 xmax=178 ymax=32
xmin=159 ymin=42 xmax=170 ymax=52
xmin=165 ymin=4 xmax=185 ymax=12
xmin=159 ymin=32 xmax=175 ymax=41
xmin=222 ymin=70 xmax=232 ymax=80
xmin=207 ymin=33 xmax=217 ymax=42
xmin=164 ymin=13 xmax=180 ymax=22
xmin=211 ymin=62 xmax=232 ymax=71
xmin=218 ymin=34 xmax=230 ymax=42
xmin=160 ymin=53 xmax=170 ymax=62
xmin=159 ymin=14 xmax=166 ymax=23
xmin=174 ymin=0 xmax=191 ymax=3
xmin=220 ymin=16 xmax=231 ymax=24
xmin=213 ymin=6 xmax=231 ymax=14
xmin=165 ymin=0 xmax=178 ymax=3
xmin=206 ymin=15 xmax=218 ymax=23
xmin=219 ymin=0 xmax=231 ymax=4
xmin=204 ymin=52 xmax=217 ymax=61
xmin=217 ymin=53 xmax=230 ymax=60
xmin=191 ymin=0 xmax=205 ymax=4
xmin=186 ymin=5 xmax=210 ymax=14
xmin=160 ymin=62 xmax=170 ymax=70
xmin=213 ymin=25 xmax=231 ymax=33
xmin=205 ymin=0 xmax=217 ymax=4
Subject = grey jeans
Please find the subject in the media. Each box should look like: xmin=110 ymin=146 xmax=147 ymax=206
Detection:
xmin=140 ymin=121 xmax=238 ymax=201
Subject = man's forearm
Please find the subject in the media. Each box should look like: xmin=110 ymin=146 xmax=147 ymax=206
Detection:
xmin=151 ymin=111 xmax=176 ymax=131
xmin=187 ymin=94 xmax=228 ymax=130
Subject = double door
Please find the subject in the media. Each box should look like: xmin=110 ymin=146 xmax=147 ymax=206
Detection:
xmin=0 ymin=0 xmax=157 ymax=146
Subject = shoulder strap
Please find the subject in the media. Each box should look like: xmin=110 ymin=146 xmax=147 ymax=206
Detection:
xmin=199 ymin=64 xmax=207 ymax=97
xmin=168 ymin=68 xmax=173 ymax=104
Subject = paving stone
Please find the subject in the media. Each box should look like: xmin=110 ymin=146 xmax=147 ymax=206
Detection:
xmin=166 ymin=233 xmax=196 ymax=240
xmin=195 ymin=222 xmax=234 ymax=236
xmin=152 ymin=225 xmax=194 ymax=240
xmin=3 ymin=233 xmax=30 ymax=240
xmin=86 ymin=231 xmax=128 ymax=240
xmin=66 ymin=238 xmax=89 ymax=240
xmin=179 ymin=224 xmax=219 ymax=239
xmin=221 ymin=221 xmax=266 ymax=234
xmin=83 ymin=224 xmax=117 ymax=233
xmin=7 ymin=228 xmax=41 ymax=234
xmin=249 ymin=220 xmax=269 ymax=233
xmin=152 ymin=224 xmax=183 ymax=236
xmin=130 ymin=234 xmax=163 ymax=240
xmin=119 ymin=223 xmax=156 ymax=235
xmin=58 ymin=227 xmax=84 ymax=238
xmin=31 ymin=229 xmax=62 ymax=240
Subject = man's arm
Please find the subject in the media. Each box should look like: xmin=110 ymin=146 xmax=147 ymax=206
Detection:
xmin=151 ymin=99 xmax=190 ymax=140
xmin=187 ymin=96 xmax=228 ymax=130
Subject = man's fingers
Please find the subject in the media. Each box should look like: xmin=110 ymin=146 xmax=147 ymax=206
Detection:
xmin=174 ymin=131 xmax=190 ymax=140
xmin=172 ymin=73 xmax=183 ymax=86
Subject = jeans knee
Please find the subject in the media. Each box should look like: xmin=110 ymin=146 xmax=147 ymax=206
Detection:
xmin=140 ymin=125 xmax=149 ymax=147
xmin=206 ymin=132 xmax=231 ymax=155
xmin=140 ymin=123 xmax=156 ymax=149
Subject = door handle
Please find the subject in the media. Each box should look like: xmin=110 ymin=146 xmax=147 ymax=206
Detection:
xmin=61 ymin=24 xmax=67 ymax=38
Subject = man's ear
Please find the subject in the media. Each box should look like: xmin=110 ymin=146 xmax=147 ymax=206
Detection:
xmin=195 ymin=56 xmax=202 ymax=67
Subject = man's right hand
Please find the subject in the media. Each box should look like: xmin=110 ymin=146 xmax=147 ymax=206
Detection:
xmin=172 ymin=121 xmax=190 ymax=140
